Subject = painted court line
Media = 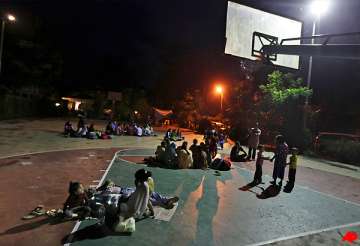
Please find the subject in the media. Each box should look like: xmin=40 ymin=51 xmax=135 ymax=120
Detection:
xmin=246 ymin=221 xmax=360 ymax=246
xmin=0 ymin=146 xmax=135 ymax=160
xmin=117 ymin=157 xmax=147 ymax=166
xmin=64 ymin=148 xmax=130 ymax=246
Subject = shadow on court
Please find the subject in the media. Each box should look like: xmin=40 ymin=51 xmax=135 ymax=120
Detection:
xmin=239 ymin=182 xmax=282 ymax=199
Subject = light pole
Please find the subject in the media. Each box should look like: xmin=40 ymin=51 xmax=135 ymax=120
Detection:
xmin=306 ymin=0 xmax=330 ymax=106
xmin=215 ymin=85 xmax=224 ymax=112
xmin=0 ymin=14 xmax=16 ymax=75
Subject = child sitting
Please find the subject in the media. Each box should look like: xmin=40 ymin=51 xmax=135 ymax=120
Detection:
xmin=63 ymin=182 xmax=91 ymax=219
xmin=253 ymin=145 xmax=270 ymax=184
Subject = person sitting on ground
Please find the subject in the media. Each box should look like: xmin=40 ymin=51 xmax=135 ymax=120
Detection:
xmin=155 ymin=141 xmax=167 ymax=164
xmin=218 ymin=133 xmax=225 ymax=150
xmin=189 ymin=139 xmax=198 ymax=153
xmin=135 ymin=124 xmax=143 ymax=137
xmin=143 ymin=124 xmax=152 ymax=136
xmin=105 ymin=121 xmax=114 ymax=135
xmin=149 ymin=125 xmax=154 ymax=135
xmin=198 ymin=142 xmax=209 ymax=169
xmin=165 ymin=129 xmax=171 ymax=140
xmin=77 ymin=117 xmax=85 ymax=131
xmin=191 ymin=146 xmax=201 ymax=169
xmin=176 ymin=141 xmax=193 ymax=169
xmin=76 ymin=125 xmax=88 ymax=138
xmin=164 ymin=142 xmax=178 ymax=168
xmin=64 ymin=121 xmax=75 ymax=137
xmin=176 ymin=128 xmax=183 ymax=140
xmin=63 ymin=182 xmax=91 ymax=219
xmin=170 ymin=129 xmax=178 ymax=141
xmin=86 ymin=123 xmax=97 ymax=139
xmin=116 ymin=123 xmax=123 ymax=135
xmin=118 ymin=169 xmax=154 ymax=219
xmin=111 ymin=121 xmax=118 ymax=135
xmin=209 ymin=137 xmax=218 ymax=158
xmin=230 ymin=141 xmax=247 ymax=162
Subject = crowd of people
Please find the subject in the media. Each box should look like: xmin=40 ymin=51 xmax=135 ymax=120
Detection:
xmin=63 ymin=117 xmax=155 ymax=139
xmin=145 ymin=129 xmax=231 ymax=171
xmin=62 ymin=169 xmax=178 ymax=232
xmin=203 ymin=128 xmax=226 ymax=150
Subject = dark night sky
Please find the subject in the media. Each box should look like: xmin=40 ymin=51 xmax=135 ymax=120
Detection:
xmin=1 ymin=0 xmax=360 ymax=111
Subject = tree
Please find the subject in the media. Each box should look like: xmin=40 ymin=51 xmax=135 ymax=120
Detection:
xmin=174 ymin=90 xmax=204 ymax=128
xmin=259 ymin=71 xmax=312 ymax=104
xmin=259 ymin=70 xmax=313 ymax=150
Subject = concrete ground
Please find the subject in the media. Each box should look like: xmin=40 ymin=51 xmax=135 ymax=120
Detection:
xmin=0 ymin=118 xmax=359 ymax=245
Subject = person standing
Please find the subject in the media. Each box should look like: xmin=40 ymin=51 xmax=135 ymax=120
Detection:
xmin=284 ymin=147 xmax=298 ymax=192
xmin=253 ymin=145 xmax=270 ymax=184
xmin=247 ymin=123 xmax=261 ymax=160
xmin=270 ymin=135 xmax=289 ymax=187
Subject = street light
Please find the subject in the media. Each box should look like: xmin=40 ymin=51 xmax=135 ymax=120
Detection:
xmin=215 ymin=84 xmax=224 ymax=112
xmin=306 ymin=0 xmax=330 ymax=106
xmin=0 ymin=14 xmax=16 ymax=75
xmin=310 ymin=0 xmax=330 ymax=17
xmin=7 ymin=15 xmax=16 ymax=22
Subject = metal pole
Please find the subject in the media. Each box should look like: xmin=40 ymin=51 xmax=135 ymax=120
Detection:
xmin=0 ymin=20 xmax=5 ymax=75
xmin=303 ymin=19 xmax=317 ymax=130
xmin=305 ymin=20 xmax=317 ymax=106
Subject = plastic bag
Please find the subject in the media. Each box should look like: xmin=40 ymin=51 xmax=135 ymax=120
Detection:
xmin=113 ymin=216 xmax=136 ymax=233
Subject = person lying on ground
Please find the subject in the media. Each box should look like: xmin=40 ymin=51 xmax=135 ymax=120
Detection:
xmin=96 ymin=178 xmax=179 ymax=209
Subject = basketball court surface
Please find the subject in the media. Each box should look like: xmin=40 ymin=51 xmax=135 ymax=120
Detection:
xmin=65 ymin=148 xmax=360 ymax=246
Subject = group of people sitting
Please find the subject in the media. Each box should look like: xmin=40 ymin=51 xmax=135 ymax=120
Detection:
xmin=147 ymin=137 xmax=231 ymax=171
xmin=105 ymin=121 xmax=155 ymax=137
xmin=203 ymin=128 xmax=226 ymax=150
xmin=63 ymin=118 xmax=155 ymax=139
xmin=63 ymin=118 xmax=109 ymax=139
xmin=63 ymin=169 xmax=179 ymax=232
xmin=164 ymin=128 xmax=184 ymax=141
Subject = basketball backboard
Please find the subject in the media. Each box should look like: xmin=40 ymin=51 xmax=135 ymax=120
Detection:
xmin=225 ymin=1 xmax=303 ymax=69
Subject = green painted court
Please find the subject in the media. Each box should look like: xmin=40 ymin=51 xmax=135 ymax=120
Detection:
xmin=68 ymin=149 xmax=360 ymax=246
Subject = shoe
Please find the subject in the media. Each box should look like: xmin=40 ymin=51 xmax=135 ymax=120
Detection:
xmin=167 ymin=196 xmax=179 ymax=204
xmin=278 ymin=181 xmax=283 ymax=187
xmin=270 ymin=180 xmax=276 ymax=185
